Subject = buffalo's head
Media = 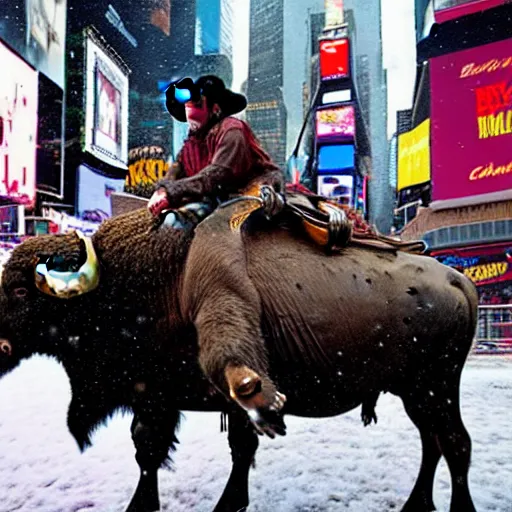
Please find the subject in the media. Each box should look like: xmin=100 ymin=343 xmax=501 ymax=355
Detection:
xmin=0 ymin=231 xmax=101 ymax=377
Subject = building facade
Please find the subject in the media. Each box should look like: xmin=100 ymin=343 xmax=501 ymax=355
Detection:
xmin=246 ymin=0 xmax=287 ymax=169
xmin=399 ymin=2 xmax=512 ymax=311
xmin=343 ymin=0 xmax=390 ymax=233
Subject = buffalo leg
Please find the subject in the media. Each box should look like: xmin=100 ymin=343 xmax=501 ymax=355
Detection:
xmin=401 ymin=396 xmax=442 ymax=512
xmin=435 ymin=396 xmax=476 ymax=512
xmin=126 ymin=397 xmax=181 ymax=512
xmin=185 ymin=230 xmax=286 ymax=437
xmin=400 ymin=378 xmax=476 ymax=512
xmin=361 ymin=391 xmax=379 ymax=426
xmin=213 ymin=408 xmax=259 ymax=512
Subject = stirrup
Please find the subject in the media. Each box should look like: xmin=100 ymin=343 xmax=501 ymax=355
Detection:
xmin=317 ymin=201 xmax=352 ymax=249
xmin=260 ymin=185 xmax=285 ymax=219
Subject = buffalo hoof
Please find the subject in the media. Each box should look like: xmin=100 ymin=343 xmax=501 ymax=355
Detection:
xmin=400 ymin=496 xmax=435 ymax=512
xmin=225 ymin=366 xmax=287 ymax=438
xmin=361 ymin=409 xmax=377 ymax=427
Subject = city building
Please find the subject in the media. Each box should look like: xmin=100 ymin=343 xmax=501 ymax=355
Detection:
xmin=343 ymin=0 xmax=390 ymax=233
xmin=246 ymin=0 xmax=287 ymax=169
xmin=399 ymin=1 xmax=512 ymax=307
xmin=195 ymin=0 xmax=233 ymax=62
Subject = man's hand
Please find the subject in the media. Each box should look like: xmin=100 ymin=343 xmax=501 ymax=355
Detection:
xmin=147 ymin=188 xmax=170 ymax=217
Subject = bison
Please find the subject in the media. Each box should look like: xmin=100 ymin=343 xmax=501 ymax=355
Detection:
xmin=0 ymin=198 xmax=478 ymax=512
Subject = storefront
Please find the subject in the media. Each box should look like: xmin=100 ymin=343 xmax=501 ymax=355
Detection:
xmin=431 ymin=242 xmax=512 ymax=304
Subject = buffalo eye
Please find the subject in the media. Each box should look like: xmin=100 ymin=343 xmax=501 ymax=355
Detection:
xmin=13 ymin=287 xmax=28 ymax=298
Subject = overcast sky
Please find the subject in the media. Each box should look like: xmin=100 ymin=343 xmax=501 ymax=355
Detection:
xmin=232 ymin=0 xmax=418 ymax=138
xmin=381 ymin=0 xmax=418 ymax=137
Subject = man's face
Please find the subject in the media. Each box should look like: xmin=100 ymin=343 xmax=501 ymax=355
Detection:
xmin=185 ymin=96 xmax=211 ymax=132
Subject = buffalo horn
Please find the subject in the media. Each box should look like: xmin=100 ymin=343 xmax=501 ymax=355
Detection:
xmin=34 ymin=231 xmax=100 ymax=299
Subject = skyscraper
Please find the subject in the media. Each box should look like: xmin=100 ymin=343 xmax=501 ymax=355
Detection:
xmin=282 ymin=0 xmax=324 ymax=154
xmin=343 ymin=0 xmax=390 ymax=233
xmin=195 ymin=0 xmax=233 ymax=61
xmin=246 ymin=0 xmax=287 ymax=168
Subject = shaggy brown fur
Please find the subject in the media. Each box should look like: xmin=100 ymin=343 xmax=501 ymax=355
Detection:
xmin=0 ymin=203 xmax=479 ymax=512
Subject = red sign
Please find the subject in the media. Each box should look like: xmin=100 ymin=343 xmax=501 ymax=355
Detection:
xmin=319 ymin=38 xmax=350 ymax=81
xmin=430 ymin=37 xmax=512 ymax=208
xmin=434 ymin=0 xmax=507 ymax=23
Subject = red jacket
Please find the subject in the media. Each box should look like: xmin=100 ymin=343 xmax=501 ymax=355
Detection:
xmin=157 ymin=117 xmax=283 ymax=207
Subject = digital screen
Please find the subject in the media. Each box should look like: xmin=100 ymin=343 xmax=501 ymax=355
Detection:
xmin=84 ymin=34 xmax=129 ymax=169
xmin=0 ymin=0 xmax=67 ymax=88
xmin=0 ymin=41 xmax=38 ymax=205
xmin=317 ymin=174 xmax=354 ymax=207
xmin=397 ymin=119 xmax=430 ymax=192
xmin=36 ymin=73 xmax=64 ymax=197
xmin=434 ymin=1 xmax=506 ymax=23
xmin=318 ymin=144 xmax=355 ymax=172
xmin=322 ymin=89 xmax=351 ymax=105
xmin=316 ymin=106 xmax=355 ymax=140
xmin=319 ymin=38 xmax=350 ymax=81
xmin=430 ymin=37 xmax=512 ymax=207
xmin=76 ymin=164 xmax=126 ymax=221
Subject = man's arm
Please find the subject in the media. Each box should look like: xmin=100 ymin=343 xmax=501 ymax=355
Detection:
xmin=156 ymin=128 xmax=252 ymax=207
xmin=156 ymin=160 xmax=185 ymax=188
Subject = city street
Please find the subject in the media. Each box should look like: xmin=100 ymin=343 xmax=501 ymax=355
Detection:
xmin=0 ymin=354 xmax=510 ymax=512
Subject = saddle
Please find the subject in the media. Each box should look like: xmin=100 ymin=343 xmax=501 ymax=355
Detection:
xmin=159 ymin=185 xmax=426 ymax=255
xmin=228 ymin=183 xmax=427 ymax=255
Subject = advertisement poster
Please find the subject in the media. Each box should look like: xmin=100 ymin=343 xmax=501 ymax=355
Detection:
xmin=430 ymin=37 xmax=512 ymax=208
xmin=397 ymin=119 xmax=431 ymax=191
xmin=0 ymin=0 xmax=67 ymax=89
xmin=76 ymin=164 xmax=125 ymax=221
xmin=432 ymin=243 xmax=512 ymax=304
xmin=317 ymin=174 xmax=354 ymax=206
xmin=0 ymin=42 xmax=38 ymax=205
xmin=434 ymin=0 xmax=506 ymax=23
xmin=317 ymin=144 xmax=355 ymax=172
xmin=319 ymin=38 xmax=350 ymax=81
xmin=316 ymin=105 xmax=355 ymax=140
xmin=324 ymin=0 xmax=344 ymax=28
xmin=125 ymin=145 xmax=171 ymax=198
xmin=36 ymin=73 xmax=63 ymax=197
xmin=84 ymin=31 xmax=129 ymax=169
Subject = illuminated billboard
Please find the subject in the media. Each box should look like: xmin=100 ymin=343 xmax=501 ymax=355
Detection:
xmin=325 ymin=0 xmax=344 ymax=28
xmin=316 ymin=106 xmax=355 ymax=140
xmin=434 ymin=1 xmax=506 ymax=23
xmin=432 ymin=242 xmax=512 ymax=304
xmin=318 ymin=144 xmax=355 ymax=172
xmin=397 ymin=119 xmax=431 ymax=192
xmin=84 ymin=31 xmax=129 ymax=169
xmin=36 ymin=73 xmax=64 ymax=197
xmin=317 ymin=174 xmax=354 ymax=207
xmin=322 ymin=89 xmax=351 ymax=105
xmin=0 ymin=41 xmax=38 ymax=205
xmin=77 ymin=164 xmax=125 ymax=220
xmin=430 ymin=37 xmax=512 ymax=208
xmin=125 ymin=145 xmax=171 ymax=197
xmin=0 ymin=0 xmax=67 ymax=88
xmin=319 ymin=38 xmax=350 ymax=81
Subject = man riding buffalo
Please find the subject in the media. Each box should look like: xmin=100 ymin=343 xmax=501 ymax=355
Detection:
xmin=147 ymin=75 xmax=289 ymax=434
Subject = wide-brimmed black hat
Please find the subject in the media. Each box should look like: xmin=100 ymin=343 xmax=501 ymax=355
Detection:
xmin=165 ymin=75 xmax=247 ymax=122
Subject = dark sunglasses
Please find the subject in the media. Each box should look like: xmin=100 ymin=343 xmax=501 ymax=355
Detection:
xmin=171 ymin=78 xmax=201 ymax=104
xmin=170 ymin=77 xmax=219 ymax=104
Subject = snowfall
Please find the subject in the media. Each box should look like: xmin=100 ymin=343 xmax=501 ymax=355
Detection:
xmin=0 ymin=354 xmax=510 ymax=512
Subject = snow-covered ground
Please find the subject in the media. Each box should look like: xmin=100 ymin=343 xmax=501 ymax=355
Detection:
xmin=0 ymin=354 xmax=510 ymax=512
